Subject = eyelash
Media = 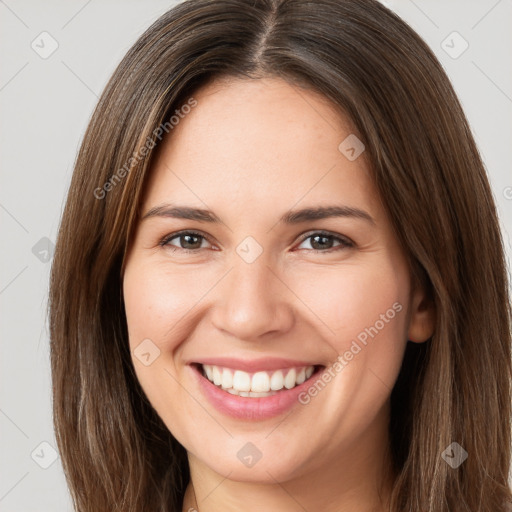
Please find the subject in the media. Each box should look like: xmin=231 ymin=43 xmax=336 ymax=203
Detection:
xmin=158 ymin=229 xmax=354 ymax=254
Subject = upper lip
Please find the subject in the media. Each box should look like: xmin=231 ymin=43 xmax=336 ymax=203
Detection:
xmin=190 ymin=357 xmax=322 ymax=373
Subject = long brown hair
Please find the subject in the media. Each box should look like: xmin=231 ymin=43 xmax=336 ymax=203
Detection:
xmin=49 ymin=0 xmax=512 ymax=510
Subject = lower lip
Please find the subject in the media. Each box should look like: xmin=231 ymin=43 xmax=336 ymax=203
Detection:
xmin=190 ymin=364 xmax=322 ymax=421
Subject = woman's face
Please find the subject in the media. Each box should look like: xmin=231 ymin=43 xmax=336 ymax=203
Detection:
xmin=123 ymin=77 xmax=433 ymax=484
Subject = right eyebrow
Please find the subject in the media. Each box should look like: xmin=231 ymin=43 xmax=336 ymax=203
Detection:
xmin=141 ymin=205 xmax=221 ymax=223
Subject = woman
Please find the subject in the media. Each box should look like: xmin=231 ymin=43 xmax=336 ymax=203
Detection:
xmin=49 ymin=0 xmax=512 ymax=511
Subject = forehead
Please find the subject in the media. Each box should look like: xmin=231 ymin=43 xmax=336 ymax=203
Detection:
xmin=142 ymin=77 xmax=379 ymax=221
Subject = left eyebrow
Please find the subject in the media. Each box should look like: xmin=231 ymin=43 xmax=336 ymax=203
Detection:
xmin=140 ymin=203 xmax=375 ymax=226
xmin=280 ymin=205 xmax=375 ymax=225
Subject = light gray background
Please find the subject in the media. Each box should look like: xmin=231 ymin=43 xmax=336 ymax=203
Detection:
xmin=1 ymin=0 xmax=511 ymax=510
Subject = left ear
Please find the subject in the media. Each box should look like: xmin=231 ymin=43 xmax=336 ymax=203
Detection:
xmin=407 ymin=279 xmax=435 ymax=343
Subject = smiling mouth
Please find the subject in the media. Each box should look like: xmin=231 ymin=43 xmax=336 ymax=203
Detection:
xmin=193 ymin=363 xmax=324 ymax=397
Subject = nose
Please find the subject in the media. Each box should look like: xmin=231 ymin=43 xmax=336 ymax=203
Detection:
xmin=210 ymin=256 xmax=295 ymax=342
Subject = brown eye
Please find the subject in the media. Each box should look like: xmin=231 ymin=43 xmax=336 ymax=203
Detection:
xmin=296 ymin=232 xmax=354 ymax=252
xmin=159 ymin=231 xmax=211 ymax=252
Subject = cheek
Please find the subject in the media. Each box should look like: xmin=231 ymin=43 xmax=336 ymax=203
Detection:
xmin=292 ymin=259 xmax=410 ymax=342
xmin=122 ymin=260 xmax=204 ymax=426
xmin=291 ymin=256 xmax=411 ymax=402
xmin=123 ymin=260 xmax=208 ymax=350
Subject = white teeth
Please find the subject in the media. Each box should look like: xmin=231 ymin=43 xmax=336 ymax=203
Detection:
xmin=249 ymin=391 xmax=275 ymax=397
xmin=201 ymin=364 xmax=317 ymax=396
xmin=226 ymin=388 xmax=277 ymax=397
xmin=251 ymin=371 xmax=270 ymax=392
xmin=204 ymin=365 xmax=213 ymax=381
xmin=270 ymin=370 xmax=284 ymax=391
xmin=221 ymin=368 xmax=233 ymax=389
xmin=212 ymin=366 xmax=222 ymax=386
xmin=284 ymin=368 xmax=296 ymax=389
xmin=233 ymin=370 xmax=251 ymax=392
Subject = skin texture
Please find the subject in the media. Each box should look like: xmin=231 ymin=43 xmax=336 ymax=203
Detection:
xmin=122 ymin=77 xmax=435 ymax=512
